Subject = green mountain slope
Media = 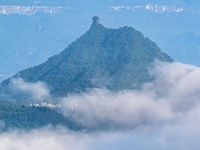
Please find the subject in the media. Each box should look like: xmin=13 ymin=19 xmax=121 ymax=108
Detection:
xmin=0 ymin=17 xmax=173 ymax=103
xmin=0 ymin=100 xmax=80 ymax=131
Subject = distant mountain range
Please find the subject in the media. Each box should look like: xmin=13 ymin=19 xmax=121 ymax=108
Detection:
xmin=0 ymin=17 xmax=173 ymax=104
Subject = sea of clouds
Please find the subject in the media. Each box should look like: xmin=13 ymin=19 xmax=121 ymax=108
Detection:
xmin=3 ymin=61 xmax=200 ymax=150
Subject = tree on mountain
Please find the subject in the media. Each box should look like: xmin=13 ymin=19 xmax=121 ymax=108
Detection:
xmin=92 ymin=16 xmax=99 ymax=24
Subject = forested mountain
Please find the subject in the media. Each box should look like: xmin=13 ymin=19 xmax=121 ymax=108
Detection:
xmin=0 ymin=17 xmax=173 ymax=104
xmin=0 ymin=100 xmax=79 ymax=130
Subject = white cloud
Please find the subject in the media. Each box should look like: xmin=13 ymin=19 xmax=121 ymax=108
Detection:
xmin=61 ymin=61 xmax=200 ymax=131
xmin=0 ymin=123 xmax=200 ymax=150
xmin=0 ymin=126 xmax=84 ymax=150
xmin=109 ymin=4 xmax=186 ymax=14
xmin=10 ymin=78 xmax=50 ymax=101
xmin=110 ymin=6 xmax=126 ymax=11
xmin=0 ymin=5 xmax=70 ymax=15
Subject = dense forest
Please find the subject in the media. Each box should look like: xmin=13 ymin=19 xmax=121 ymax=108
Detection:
xmin=0 ymin=100 xmax=80 ymax=131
